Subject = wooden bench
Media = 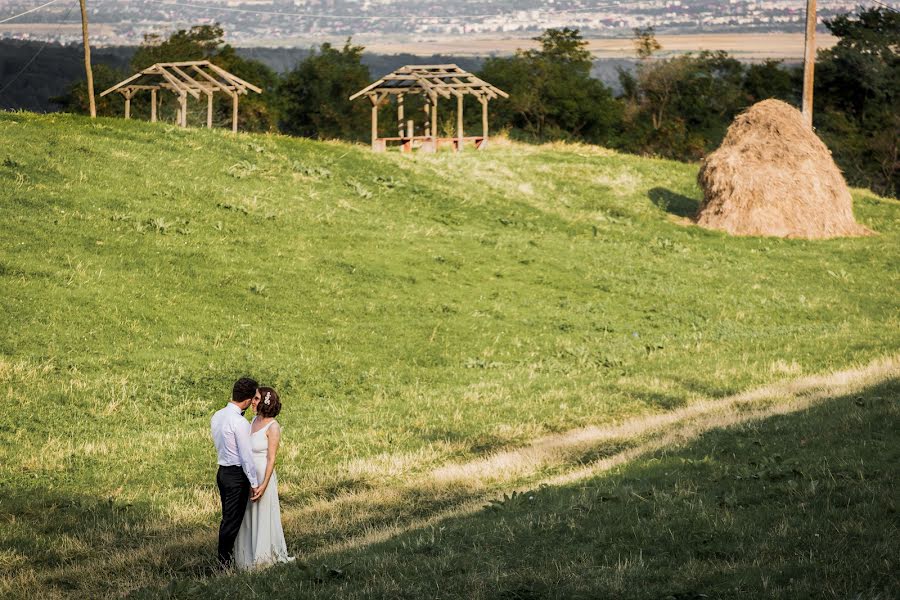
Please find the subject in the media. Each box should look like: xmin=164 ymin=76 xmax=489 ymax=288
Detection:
xmin=373 ymin=136 xmax=486 ymax=153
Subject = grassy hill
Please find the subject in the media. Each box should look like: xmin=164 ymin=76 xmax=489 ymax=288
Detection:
xmin=0 ymin=112 xmax=897 ymax=599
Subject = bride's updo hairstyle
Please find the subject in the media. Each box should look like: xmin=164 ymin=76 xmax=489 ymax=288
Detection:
xmin=257 ymin=386 xmax=281 ymax=418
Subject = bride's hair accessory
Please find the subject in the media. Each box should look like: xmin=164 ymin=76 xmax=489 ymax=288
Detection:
xmin=256 ymin=387 xmax=281 ymax=418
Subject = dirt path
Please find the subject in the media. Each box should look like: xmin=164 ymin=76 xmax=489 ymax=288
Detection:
xmin=310 ymin=354 xmax=899 ymax=558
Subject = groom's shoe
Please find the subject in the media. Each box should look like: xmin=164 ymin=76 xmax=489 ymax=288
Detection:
xmin=217 ymin=559 xmax=234 ymax=573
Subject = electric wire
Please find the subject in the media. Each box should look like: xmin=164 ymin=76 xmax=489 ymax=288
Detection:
xmin=868 ymin=0 xmax=899 ymax=13
xmin=0 ymin=1 xmax=78 ymax=103
xmin=0 ymin=0 xmax=66 ymax=24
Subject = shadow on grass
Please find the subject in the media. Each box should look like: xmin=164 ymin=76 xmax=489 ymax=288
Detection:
xmin=648 ymin=187 xmax=700 ymax=219
xmin=0 ymin=486 xmax=215 ymax=599
xmin=158 ymin=378 xmax=899 ymax=599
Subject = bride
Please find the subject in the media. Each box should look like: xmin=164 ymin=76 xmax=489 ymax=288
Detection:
xmin=234 ymin=386 xmax=293 ymax=569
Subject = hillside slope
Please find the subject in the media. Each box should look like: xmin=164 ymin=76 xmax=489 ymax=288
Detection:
xmin=0 ymin=113 xmax=897 ymax=598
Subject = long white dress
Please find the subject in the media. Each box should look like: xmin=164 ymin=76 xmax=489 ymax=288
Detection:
xmin=234 ymin=419 xmax=292 ymax=569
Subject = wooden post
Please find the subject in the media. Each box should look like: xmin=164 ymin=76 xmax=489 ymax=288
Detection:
xmin=424 ymin=100 xmax=431 ymax=137
xmin=370 ymin=94 xmax=379 ymax=151
xmin=397 ymin=94 xmax=404 ymax=137
xmin=124 ymin=91 xmax=131 ymax=120
xmin=232 ymin=93 xmax=239 ymax=133
xmin=407 ymin=119 xmax=414 ymax=138
xmin=207 ymin=93 xmax=213 ymax=129
xmin=481 ymin=97 xmax=488 ymax=149
xmin=802 ymin=0 xmax=816 ymax=127
xmin=431 ymin=95 xmax=438 ymax=141
xmin=456 ymin=94 xmax=464 ymax=152
xmin=78 ymin=0 xmax=96 ymax=118
xmin=180 ymin=93 xmax=187 ymax=127
xmin=150 ymin=88 xmax=157 ymax=122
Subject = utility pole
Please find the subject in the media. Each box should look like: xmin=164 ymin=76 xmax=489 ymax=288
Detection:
xmin=801 ymin=0 xmax=816 ymax=128
xmin=78 ymin=0 xmax=96 ymax=118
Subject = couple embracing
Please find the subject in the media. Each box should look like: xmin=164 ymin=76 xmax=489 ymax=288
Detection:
xmin=211 ymin=377 xmax=294 ymax=570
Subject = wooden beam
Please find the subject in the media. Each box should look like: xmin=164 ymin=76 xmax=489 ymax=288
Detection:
xmin=151 ymin=88 xmax=157 ymax=122
xmin=206 ymin=63 xmax=262 ymax=94
xmin=191 ymin=66 xmax=236 ymax=98
xmin=415 ymin=76 xmax=451 ymax=99
xmin=397 ymin=94 xmax=404 ymax=137
xmin=157 ymin=60 xmax=211 ymax=67
xmin=78 ymin=0 xmax=95 ymax=117
xmin=169 ymin=65 xmax=216 ymax=95
xmin=406 ymin=64 xmax=459 ymax=69
xmin=370 ymin=94 xmax=379 ymax=150
xmin=179 ymin=92 xmax=187 ymax=127
xmin=349 ymin=77 xmax=387 ymax=101
xmin=431 ymin=95 xmax=438 ymax=140
xmin=159 ymin=68 xmax=200 ymax=100
xmin=232 ymin=93 xmax=239 ymax=133
xmin=802 ymin=0 xmax=816 ymax=127
xmin=456 ymin=94 xmax=464 ymax=152
xmin=444 ymin=77 xmax=500 ymax=100
xmin=466 ymin=73 xmax=510 ymax=99
xmin=123 ymin=90 xmax=131 ymax=120
xmin=207 ymin=93 xmax=213 ymax=128
xmin=99 ymin=68 xmax=150 ymax=97
xmin=481 ymin=97 xmax=488 ymax=149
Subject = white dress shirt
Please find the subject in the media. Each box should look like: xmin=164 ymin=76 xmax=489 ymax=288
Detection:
xmin=211 ymin=402 xmax=259 ymax=487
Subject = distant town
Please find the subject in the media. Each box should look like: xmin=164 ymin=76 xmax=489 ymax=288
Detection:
xmin=0 ymin=0 xmax=891 ymax=48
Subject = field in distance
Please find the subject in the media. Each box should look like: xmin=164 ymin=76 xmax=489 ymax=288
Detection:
xmin=350 ymin=32 xmax=839 ymax=60
xmin=0 ymin=26 xmax=837 ymax=60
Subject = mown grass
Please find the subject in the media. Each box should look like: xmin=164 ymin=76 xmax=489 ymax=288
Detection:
xmin=155 ymin=378 xmax=898 ymax=600
xmin=0 ymin=112 xmax=897 ymax=598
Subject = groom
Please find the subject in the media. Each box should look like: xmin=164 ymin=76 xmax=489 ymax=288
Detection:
xmin=211 ymin=377 xmax=261 ymax=569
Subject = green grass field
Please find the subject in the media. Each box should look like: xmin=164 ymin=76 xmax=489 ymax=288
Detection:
xmin=0 ymin=112 xmax=897 ymax=599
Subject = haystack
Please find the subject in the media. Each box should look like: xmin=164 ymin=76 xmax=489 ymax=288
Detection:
xmin=696 ymin=99 xmax=870 ymax=239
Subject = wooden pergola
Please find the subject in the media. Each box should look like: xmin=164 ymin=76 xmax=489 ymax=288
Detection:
xmin=99 ymin=61 xmax=262 ymax=132
xmin=349 ymin=64 xmax=508 ymax=153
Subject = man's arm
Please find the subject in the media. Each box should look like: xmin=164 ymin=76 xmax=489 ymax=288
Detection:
xmin=233 ymin=419 xmax=260 ymax=488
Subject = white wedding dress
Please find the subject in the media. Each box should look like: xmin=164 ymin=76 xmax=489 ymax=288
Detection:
xmin=234 ymin=419 xmax=292 ymax=569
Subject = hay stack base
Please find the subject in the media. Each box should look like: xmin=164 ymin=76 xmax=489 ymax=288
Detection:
xmin=697 ymin=99 xmax=871 ymax=239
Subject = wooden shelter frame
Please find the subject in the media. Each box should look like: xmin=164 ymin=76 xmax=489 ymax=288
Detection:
xmin=99 ymin=61 xmax=262 ymax=132
xmin=349 ymin=64 xmax=508 ymax=153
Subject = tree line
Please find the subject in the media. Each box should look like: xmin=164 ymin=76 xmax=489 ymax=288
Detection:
xmin=54 ymin=7 xmax=898 ymax=196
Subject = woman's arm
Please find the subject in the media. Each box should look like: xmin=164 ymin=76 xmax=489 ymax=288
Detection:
xmin=259 ymin=422 xmax=281 ymax=494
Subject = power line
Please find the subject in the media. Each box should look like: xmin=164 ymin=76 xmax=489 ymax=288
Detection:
xmin=869 ymin=0 xmax=899 ymax=12
xmin=0 ymin=0 xmax=66 ymax=24
xmin=0 ymin=1 xmax=77 ymax=103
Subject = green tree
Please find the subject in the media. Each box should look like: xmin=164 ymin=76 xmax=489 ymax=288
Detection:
xmin=211 ymin=44 xmax=280 ymax=133
xmin=633 ymin=26 xmax=661 ymax=60
xmin=278 ymin=39 xmax=371 ymax=140
xmin=743 ymin=59 xmax=800 ymax=105
xmin=130 ymin=24 xmax=224 ymax=71
xmin=51 ymin=63 xmax=124 ymax=116
xmin=815 ymin=7 xmax=899 ymax=195
xmin=533 ymin=27 xmax=593 ymax=65
xmin=479 ymin=28 xmax=620 ymax=144
xmin=619 ymin=51 xmax=747 ymax=160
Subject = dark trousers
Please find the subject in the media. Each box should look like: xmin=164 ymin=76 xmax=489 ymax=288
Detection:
xmin=216 ymin=465 xmax=250 ymax=567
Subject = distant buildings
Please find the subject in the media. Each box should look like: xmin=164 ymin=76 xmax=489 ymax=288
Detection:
xmin=0 ymin=0 xmax=889 ymax=46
